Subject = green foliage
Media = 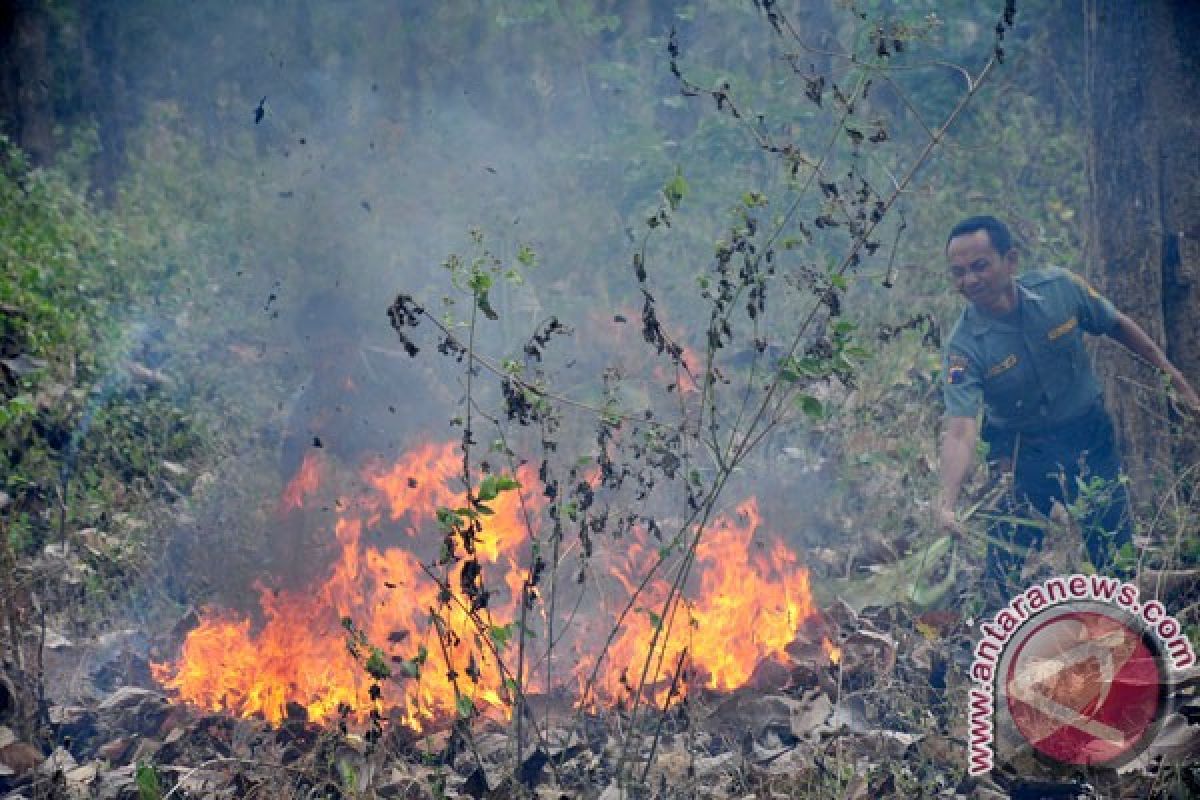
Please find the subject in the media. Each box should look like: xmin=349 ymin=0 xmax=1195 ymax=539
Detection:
xmin=796 ymin=394 xmax=824 ymax=420
xmin=0 ymin=134 xmax=211 ymax=587
xmin=488 ymin=622 xmax=515 ymax=650
xmin=341 ymin=614 xmax=394 ymax=745
xmin=135 ymin=762 xmax=163 ymax=800
xmin=397 ymin=645 xmax=429 ymax=680
xmin=476 ymin=473 xmax=521 ymax=503
xmin=364 ymin=647 xmax=392 ymax=681
xmin=663 ymin=167 xmax=688 ymax=211
xmin=0 ymin=135 xmax=123 ymax=381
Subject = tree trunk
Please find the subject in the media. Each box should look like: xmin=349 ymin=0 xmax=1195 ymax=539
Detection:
xmin=0 ymin=0 xmax=54 ymax=164
xmin=78 ymin=2 xmax=128 ymax=198
xmin=1155 ymin=2 xmax=1200 ymax=474
xmin=1084 ymin=0 xmax=1200 ymax=495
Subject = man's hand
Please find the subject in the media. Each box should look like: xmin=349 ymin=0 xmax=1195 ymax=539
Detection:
xmin=936 ymin=504 xmax=965 ymax=538
xmin=1169 ymin=369 xmax=1200 ymax=416
xmin=938 ymin=416 xmax=977 ymax=540
xmin=1112 ymin=312 xmax=1200 ymax=414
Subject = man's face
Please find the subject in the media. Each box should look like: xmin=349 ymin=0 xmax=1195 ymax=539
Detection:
xmin=946 ymin=229 xmax=1018 ymax=315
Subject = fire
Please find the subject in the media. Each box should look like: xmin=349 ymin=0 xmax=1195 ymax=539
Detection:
xmin=586 ymin=500 xmax=815 ymax=706
xmin=279 ymin=451 xmax=323 ymax=511
xmin=155 ymin=442 xmax=528 ymax=728
xmin=154 ymin=442 xmax=820 ymax=729
xmin=593 ymin=308 xmax=699 ymax=398
xmin=665 ymin=344 xmax=701 ymax=395
xmin=823 ymin=638 xmax=843 ymax=665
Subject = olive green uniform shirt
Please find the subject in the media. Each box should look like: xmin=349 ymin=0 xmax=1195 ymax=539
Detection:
xmin=942 ymin=267 xmax=1120 ymax=433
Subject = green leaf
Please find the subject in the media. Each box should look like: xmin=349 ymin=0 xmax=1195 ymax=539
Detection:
xmin=797 ymin=394 xmax=824 ymax=419
xmin=516 ymin=244 xmax=538 ymax=268
xmin=640 ymin=608 xmax=662 ymax=629
xmin=399 ymin=644 xmax=430 ymax=679
xmin=365 ymin=647 xmax=392 ymax=680
xmin=436 ymin=507 xmax=461 ymax=532
xmin=493 ymin=476 xmax=520 ymax=491
xmin=467 ymin=271 xmax=492 ymax=292
xmin=337 ymin=762 xmax=358 ymax=791
xmin=477 ymin=478 xmax=498 ymax=503
xmin=489 ymin=623 xmax=515 ymax=650
xmin=455 ymin=694 xmax=475 ymax=719
xmin=663 ymin=167 xmax=688 ymax=211
xmin=478 ymin=474 xmax=521 ymax=503
xmin=475 ymin=288 xmax=499 ymax=320
xmin=136 ymin=763 xmax=163 ymax=800
xmin=832 ymin=319 xmax=856 ymax=335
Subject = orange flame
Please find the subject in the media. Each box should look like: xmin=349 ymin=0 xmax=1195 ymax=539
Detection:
xmin=657 ymin=343 xmax=701 ymax=396
xmin=279 ymin=451 xmax=323 ymax=512
xmin=154 ymin=443 xmax=819 ymax=729
xmin=155 ymin=442 xmax=527 ymax=728
xmin=822 ymin=638 xmax=842 ymax=665
xmin=585 ymin=500 xmax=814 ymax=706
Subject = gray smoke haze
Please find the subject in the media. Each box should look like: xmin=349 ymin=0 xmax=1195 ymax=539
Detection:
xmin=88 ymin=1 xmax=1037 ymax=613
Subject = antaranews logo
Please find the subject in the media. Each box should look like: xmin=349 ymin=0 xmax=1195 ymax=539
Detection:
xmin=966 ymin=574 xmax=1196 ymax=775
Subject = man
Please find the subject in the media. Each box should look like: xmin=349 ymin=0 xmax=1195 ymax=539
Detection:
xmin=936 ymin=216 xmax=1199 ymax=591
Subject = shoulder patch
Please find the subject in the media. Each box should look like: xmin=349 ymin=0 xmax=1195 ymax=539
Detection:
xmin=947 ymin=354 xmax=969 ymax=385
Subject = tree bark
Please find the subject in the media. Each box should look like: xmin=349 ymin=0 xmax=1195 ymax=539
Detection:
xmin=78 ymin=2 xmax=128 ymax=197
xmin=0 ymin=0 xmax=54 ymax=164
xmin=1084 ymin=0 xmax=1200 ymax=494
xmin=1155 ymin=2 xmax=1200 ymax=473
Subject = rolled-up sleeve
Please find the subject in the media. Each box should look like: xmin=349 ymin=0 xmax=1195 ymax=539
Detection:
xmin=1065 ymin=270 xmax=1120 ymax=335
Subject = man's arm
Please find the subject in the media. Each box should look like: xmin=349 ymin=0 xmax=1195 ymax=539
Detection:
xmin=937 ymin=415 xmax=978 ymax=532
xmin=1109 ymin=312 xmax=1200 ymax=411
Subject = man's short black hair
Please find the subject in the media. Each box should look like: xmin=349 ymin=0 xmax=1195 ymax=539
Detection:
xmin=946 ymin=215 xmax=1015 ymax=255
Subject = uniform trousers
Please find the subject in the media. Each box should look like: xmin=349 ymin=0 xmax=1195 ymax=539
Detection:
xmin=981 ymin=402 xmax=1134 ymax=593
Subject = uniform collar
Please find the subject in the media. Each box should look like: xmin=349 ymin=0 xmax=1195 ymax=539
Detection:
xmin=963 ymin=281 xmax=1043 ymax=335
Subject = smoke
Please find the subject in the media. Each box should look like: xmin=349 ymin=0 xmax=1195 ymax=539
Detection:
xmin=83 ymin=0 xmax=1013 ymax=612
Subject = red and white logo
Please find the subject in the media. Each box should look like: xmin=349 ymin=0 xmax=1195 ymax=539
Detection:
xmin=966 ymin=575 xmax=1193 ymax=776
xmin=998 ymin=605 xmax=1165 ymax=767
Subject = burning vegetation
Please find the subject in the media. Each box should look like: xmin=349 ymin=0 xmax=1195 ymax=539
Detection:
xmin=151 ymin=440 xmax=823 ymax=730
